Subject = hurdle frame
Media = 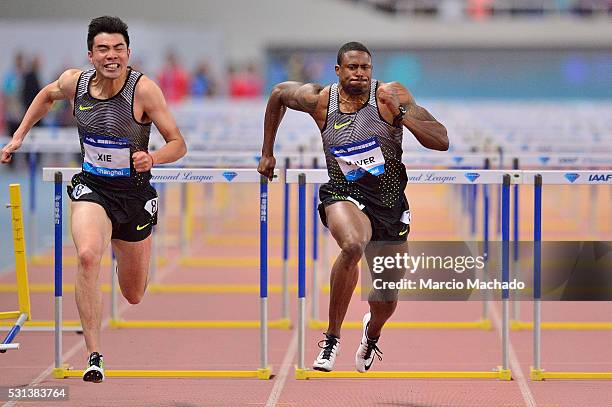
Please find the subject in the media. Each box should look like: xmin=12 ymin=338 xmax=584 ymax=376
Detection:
xmin=0 ymin=184 xmax=31 ymax=352
xmin=288 ymin=169 xmax=514 ymax=380
xmin=525 ymin=171 xmax=612 ymax=380
xmin=44 ymin=168 xmax=271 ymax=379
xmin=306 ymin=161 xmax=494 ymax=331
xmin=510 ymin=164 xmax=612 ymax=331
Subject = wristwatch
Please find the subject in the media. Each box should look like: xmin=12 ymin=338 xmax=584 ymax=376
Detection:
xmin=393 ymin=105 xmax=406 ymax=127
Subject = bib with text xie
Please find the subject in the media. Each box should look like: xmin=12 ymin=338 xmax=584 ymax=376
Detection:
xmin=330 ymin=136 xmax=385 ymax=181
xmin=82 ymin=134 xmax=131 ymax=177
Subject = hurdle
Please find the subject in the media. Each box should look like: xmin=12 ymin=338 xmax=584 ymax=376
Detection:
xmin=44 ymin=168 xmax=271 ymax=379
xmin=526 ymin=171 xmax=612 ymax=380
xmin=289 ymin=169 xmax=514 ymax=380
xmin=0 ymin=184 xmax=31 ymax=352
xmin=511 ymin=160 xmax=612 ymax=331
xmin=307 ymin=161 xmax=494 ymax=331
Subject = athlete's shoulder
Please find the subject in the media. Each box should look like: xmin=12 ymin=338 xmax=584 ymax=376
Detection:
xmin=57 ymin=69 xmax=83 ymax=95
xmin=133 ymin=74 xmax=164 ymax=100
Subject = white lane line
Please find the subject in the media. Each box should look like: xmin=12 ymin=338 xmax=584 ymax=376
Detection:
xmin=489 ymin=302 xmax=537 ymax=407
xmin=264 ymin=329 xmax=298 ymax=407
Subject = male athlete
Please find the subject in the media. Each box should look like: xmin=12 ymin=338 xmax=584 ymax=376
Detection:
xmin=258 ymin=42 xmax=448 ymax=372
xmin=1 ymin=16 xmax=187 ymax=382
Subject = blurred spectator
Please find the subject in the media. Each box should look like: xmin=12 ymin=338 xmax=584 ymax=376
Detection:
xmin=2 ymin=52 xmax=25 ymax=136
xmin=158 ymin=51 xmax=189 ymax=103
xmin=22 ymin=56 xmax=42 ymax=113
xmin=467 ymin=0 xmax=492 ymax=19
xmin=229 ymin=62 xmax=263 ymax=99
xmin=191 ymin=61 xmax=217 ymax=97
xmin=287 ymin=53 xmax=310 ymax=83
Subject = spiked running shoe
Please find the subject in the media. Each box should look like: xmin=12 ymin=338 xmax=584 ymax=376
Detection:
xmin=355 ymin=313 xmax=383 ymax=373
xmin=312 ymin=333 xmax=340 ymax=372
xmin=83 ymin=352 xmax=105 ymax=383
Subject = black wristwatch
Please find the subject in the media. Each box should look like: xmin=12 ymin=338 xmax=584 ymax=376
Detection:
xmin=392 ymin=105 xmax=406 ymax=127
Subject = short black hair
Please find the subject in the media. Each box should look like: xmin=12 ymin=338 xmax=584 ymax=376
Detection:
xmin=337 ymin=42 xmax=371 ymax=65
xmin=87 ymin=16 xmax=130 ymax=51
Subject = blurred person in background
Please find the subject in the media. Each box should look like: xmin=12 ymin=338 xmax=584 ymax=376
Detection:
xmin=2 ymin=52 xmax=25 ymax=137
xmin=1 ymin=16 xmax=187 ymax=383
xmin=22 ymin=56 xmax=42 ymax=124
xmin=258 ymin=41 xmax=447 ymax=373
xmin=229 ymin=62 xmax=263 ymax=98
xmin=191 ymin=60 xmax=217 ymax=98
xmin=158 ymin=50 xmax=189 ymax=103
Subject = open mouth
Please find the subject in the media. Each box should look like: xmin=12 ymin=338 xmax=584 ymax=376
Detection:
xmin=103 ymin=63 xmax=120 ymax=70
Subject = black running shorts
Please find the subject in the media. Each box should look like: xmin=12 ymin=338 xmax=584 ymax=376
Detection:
xmin=317 ymin=183 xmax=410 ymax=242
xmin=67 ymin=172 xmax=158 ymax=242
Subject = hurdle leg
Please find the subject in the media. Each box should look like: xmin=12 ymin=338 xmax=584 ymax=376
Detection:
xmin=53 ymin=172 xmax=65 ymax=378
xmin=297 ymin=174 xmax=307 ymax=373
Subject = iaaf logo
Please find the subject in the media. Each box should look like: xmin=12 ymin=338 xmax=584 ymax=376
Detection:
xmin=588 ymin=174 xmax=612 ymax=182
xmin=564 ymin=173 xmax=580 ymax=183
xmin=538 ymin=156 xmax=550 ymax=164
xmin=452 ymin=156 xmax=464 ymax=164
xmin=464 ymin=172 xmax=480 ymax=182
xmin=223 ymin=171 xmax=238 ymax=182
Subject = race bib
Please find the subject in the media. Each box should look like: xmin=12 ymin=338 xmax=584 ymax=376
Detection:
xmin=82 ymin=134 xmax=130 ymax=177
xmin=330 ymin=136 xmax=385 ymax=181
xmin=144 ymin=197 xmax=159 ymax=216
xmin=71 ymin=184 xmax=92 ymax=200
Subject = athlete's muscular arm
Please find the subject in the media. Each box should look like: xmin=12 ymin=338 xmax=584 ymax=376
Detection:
xmin=1 ymin=69 xmax=80 ymax=163
xmin=378 ymin=82 xmax=449 ymax=151
xmin=133 ymin=76 xmax=187 ymax=172
xmin=258 ymin=81 xmax=326 ymax=180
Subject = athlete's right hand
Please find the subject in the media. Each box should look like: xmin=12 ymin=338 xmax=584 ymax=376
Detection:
xmin=1 ymin=138 xmax=22 ymax=164
xmin=257 ymin=155 xmax=276 ymax=181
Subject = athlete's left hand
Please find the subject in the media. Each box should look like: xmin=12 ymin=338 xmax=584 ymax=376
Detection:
xmin=133 ymin=151 xmax=153 ymax=172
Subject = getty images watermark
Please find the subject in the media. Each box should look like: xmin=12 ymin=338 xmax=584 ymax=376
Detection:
xmin=362 ymin=241 xmax=612 ymax=301
xmin=370 ymin=251 xmax=525 ymax=291
xmin=360 ymin=241 xmax=528 ymax=301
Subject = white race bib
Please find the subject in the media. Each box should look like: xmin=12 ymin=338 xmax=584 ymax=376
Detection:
xmin=82 ymin=134 xmax=131 ymax=177
xmin=71 ymin=184 xmax=92 ymax=200
xmin=330 ymin=136 xmax=385 ymax=181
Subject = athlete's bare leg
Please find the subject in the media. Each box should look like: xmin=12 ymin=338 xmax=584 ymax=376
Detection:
xmin=112 ymin=236 xmax=152 ymax=305
xmin=325 ymin=201 xmax=372 ymax=337
xmin=71 ymin=201 xmax=112 ymax=354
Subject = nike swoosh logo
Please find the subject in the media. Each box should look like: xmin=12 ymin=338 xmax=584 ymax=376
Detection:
xmin=399 ymin=227 xmax=409 ymax=236
xmin=78 ymin=105 xmax=94 ymax=111
xmin=334 ymin=120 xmax=352 ymax=130
xmin=364 ymin=357 xmax=374 ymax=371
xmin=136 ymin=223 xmax=151 ymax=231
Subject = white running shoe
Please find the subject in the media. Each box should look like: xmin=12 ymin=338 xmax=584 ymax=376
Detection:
xmin=83 ymin=352 xmax=105 ymax=383
xmin=355 ymin=313 xmax=383 ymax=373
xmin=312 ymin=333 xmax=340 ymax=372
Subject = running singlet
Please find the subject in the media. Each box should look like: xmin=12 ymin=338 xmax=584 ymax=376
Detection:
xmin=74 ymin=68 xmax=152 ymax=190
xmin=321 ymin=80 xmax=406 ymax=209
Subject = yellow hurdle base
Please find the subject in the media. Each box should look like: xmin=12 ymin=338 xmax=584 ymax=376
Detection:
xmin=531 ymin=367 xmax=612 ymax=380
xmin=0 ymin=283 xmax=298 ymax=294
xmin=0 ymin=320 xmax=82 ymax=328
xmin=180 ymin=257 xmax=311 ymax=268
xmin=0 ymin=311 xmax=22 ymax=320
xmin=109 ymin=318 xmax=292 ymax=329
xmin=309 ymin=319 xmax=491 ymax=330
xmin=512 ymin=320 xmax=612 ymax=330
xmin=296 ymin=367 xmax=511 ymax=380
xmin=30 ymin=256 xmax=168 ymax=267
xmin=53 ymin=367 xmax=272 ymax=379
xmin=1 ymin=318 xmax=292 ymax=330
